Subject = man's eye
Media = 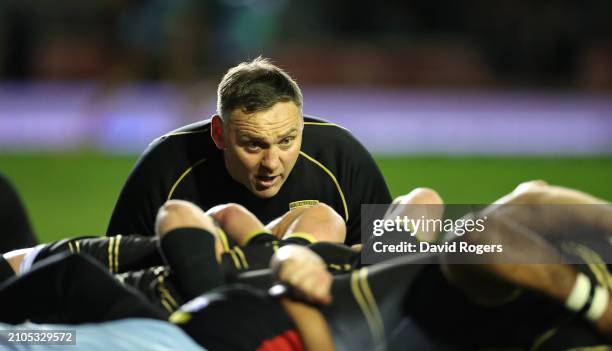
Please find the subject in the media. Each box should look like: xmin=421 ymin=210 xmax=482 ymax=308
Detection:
xmin=280 ymin=137 xmax=294 ymax=146
xmin=245 ymin=142 xmax=260 ymax=151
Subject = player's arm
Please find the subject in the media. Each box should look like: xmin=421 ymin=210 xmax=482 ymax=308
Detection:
xmin=482 ymin=181 xmax=612 ymax=253
xmin=107 ymin=143 xmax=169 ymax=236
xmin=2 ymin=234 xmax=163 ymax=277
xmin=441 ymin=214 xmax=612 ymax=337
xmin=337 ymin=128 xmax=392 ymax=245
xmin=492 ymin=180 xmax=609 ymax=206
xmin=270 ymin=245 xmax=335 ymax=351
xmin=384 ymin=187 xmax=445 ymax=242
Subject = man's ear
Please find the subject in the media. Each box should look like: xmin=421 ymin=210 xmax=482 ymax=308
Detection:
xmin=211 ymin=115 xmax=225 ymax=150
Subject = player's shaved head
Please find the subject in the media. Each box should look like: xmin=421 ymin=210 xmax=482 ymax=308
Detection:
xmin=216 ymin=57 xmax=303 ymax=123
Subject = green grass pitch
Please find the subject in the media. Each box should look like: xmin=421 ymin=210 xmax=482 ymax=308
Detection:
xmin=1 ymin=152 xmax=611 ymax=243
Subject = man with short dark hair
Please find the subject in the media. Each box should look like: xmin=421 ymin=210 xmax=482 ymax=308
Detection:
xmin=107 ymin=57 xmax=391 ymax=245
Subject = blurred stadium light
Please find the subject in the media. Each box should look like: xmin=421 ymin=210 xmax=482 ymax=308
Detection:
xmin=0 ymin=83 xmax=611 ymax=155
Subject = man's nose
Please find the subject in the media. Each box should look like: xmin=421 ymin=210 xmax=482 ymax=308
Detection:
xmin=260 ymin=147 xmax=280 ymax=172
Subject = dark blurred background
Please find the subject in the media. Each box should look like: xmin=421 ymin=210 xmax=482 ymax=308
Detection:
xmin=1 ymin=0 xmax=612 ymax=89
xmin=0 ymin=0 xmax=611 ymax=240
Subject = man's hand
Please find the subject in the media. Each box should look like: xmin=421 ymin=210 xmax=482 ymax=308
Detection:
xmin=270 ymin=245 xmax=333 ymax=305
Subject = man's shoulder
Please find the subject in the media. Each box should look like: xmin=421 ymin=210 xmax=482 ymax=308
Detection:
xmin=302 ymin=115 xmax=357 ymax=146
xmin=304 ymin=115 xmax=339 ymax=126
xmin=300 ymin=115 xmax=377 ymax=174
xmin=150 ymin=119 xmax=212 ymax=145
xmin=139 ymin=119 xmax=217 ymax=164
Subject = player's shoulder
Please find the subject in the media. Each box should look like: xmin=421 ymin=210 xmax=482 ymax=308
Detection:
xmin=139 ymin=119 xmax=216 ymax=161
xmin=302 ymin=115 xmax=359 ymax=146
xmin=300 ymin=115 xmax=376 ymax=172
xmin=147 ymin=119 xmax=213 ymax=150
xmin=303 ymin=115 xmax=348 ymax=131
xmin=150 ymin=119 xmax=212 ymax=145
xmin=304 ymin=115 xmax=342 ymax=127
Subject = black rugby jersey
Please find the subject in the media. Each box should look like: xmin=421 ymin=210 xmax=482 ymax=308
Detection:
xmin=107 ymin=116 xmax=391 ymax=245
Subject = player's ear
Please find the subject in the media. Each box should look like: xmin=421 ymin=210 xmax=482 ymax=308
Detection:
xmin=211 ymin=115 xmax=225 ymax=150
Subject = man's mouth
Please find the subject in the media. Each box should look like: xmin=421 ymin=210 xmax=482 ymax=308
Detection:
xmin=255 ymin=175 xmax=279 ymax=188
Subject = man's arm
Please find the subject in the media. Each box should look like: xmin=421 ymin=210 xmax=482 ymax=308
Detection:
xmin=338 ymin=128 xmax=392 ymax=245
xmin=2 ymin=234 xmax=163 ymax=277
xmin=107 ymin=140 xmax=176 ymax=236
xmin=441 ymin=214 xmax=612 ymax=337
xmin=270 ymin=245 xmax=335 ymax=351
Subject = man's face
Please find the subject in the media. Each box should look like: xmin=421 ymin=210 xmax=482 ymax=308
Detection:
xmin=222 ymin=101 xmax=303 ymax=198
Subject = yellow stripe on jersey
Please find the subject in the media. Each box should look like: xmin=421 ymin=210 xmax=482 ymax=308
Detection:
xmin=358 ymin=268 xmax=386 ymax=346
xmin=160 ymin=298 xmax=174 ymax=314
xmin=228 ymin=250 xmax=242 ymax=270
xmin=157 ymin=275 xmax=179 ymax=309
xmin=107 ymin=237 xmax=115 ymax=273
xmin=284 ymin=232 xmax=318 ymax=244
xmin=217 ymin=228 xmax=230 ymax=252
xmin=167 ymin=157 xmax=207 ymax=200
xmin=169 ymin=311 xmax=192 ymax=324
xmin=350 ymin=270 xmax=381 ymax=347
xmin=299 ymin=151 xmax=349 ymax=222
xmin=114 ymin=235 xmax=122 ymax=273
xmin=304 ymin=122 xmax=339 ymax=127
xmin=163 ymin=130 xmax=208 ymax=137
xmin=151 ymin=129 xmax=209 ymax=145
xmin=232 ymin=246 xmax=249 ymax=269
xmin=329 ymin=264 xmax=342 ymax=271
xmin=530 ymin=328 xmax=558 ymax=351
xmin=240 ymin=230 xmax=271 ymax=247
xmin=68 ymin=241 xmax=74 ymax=253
